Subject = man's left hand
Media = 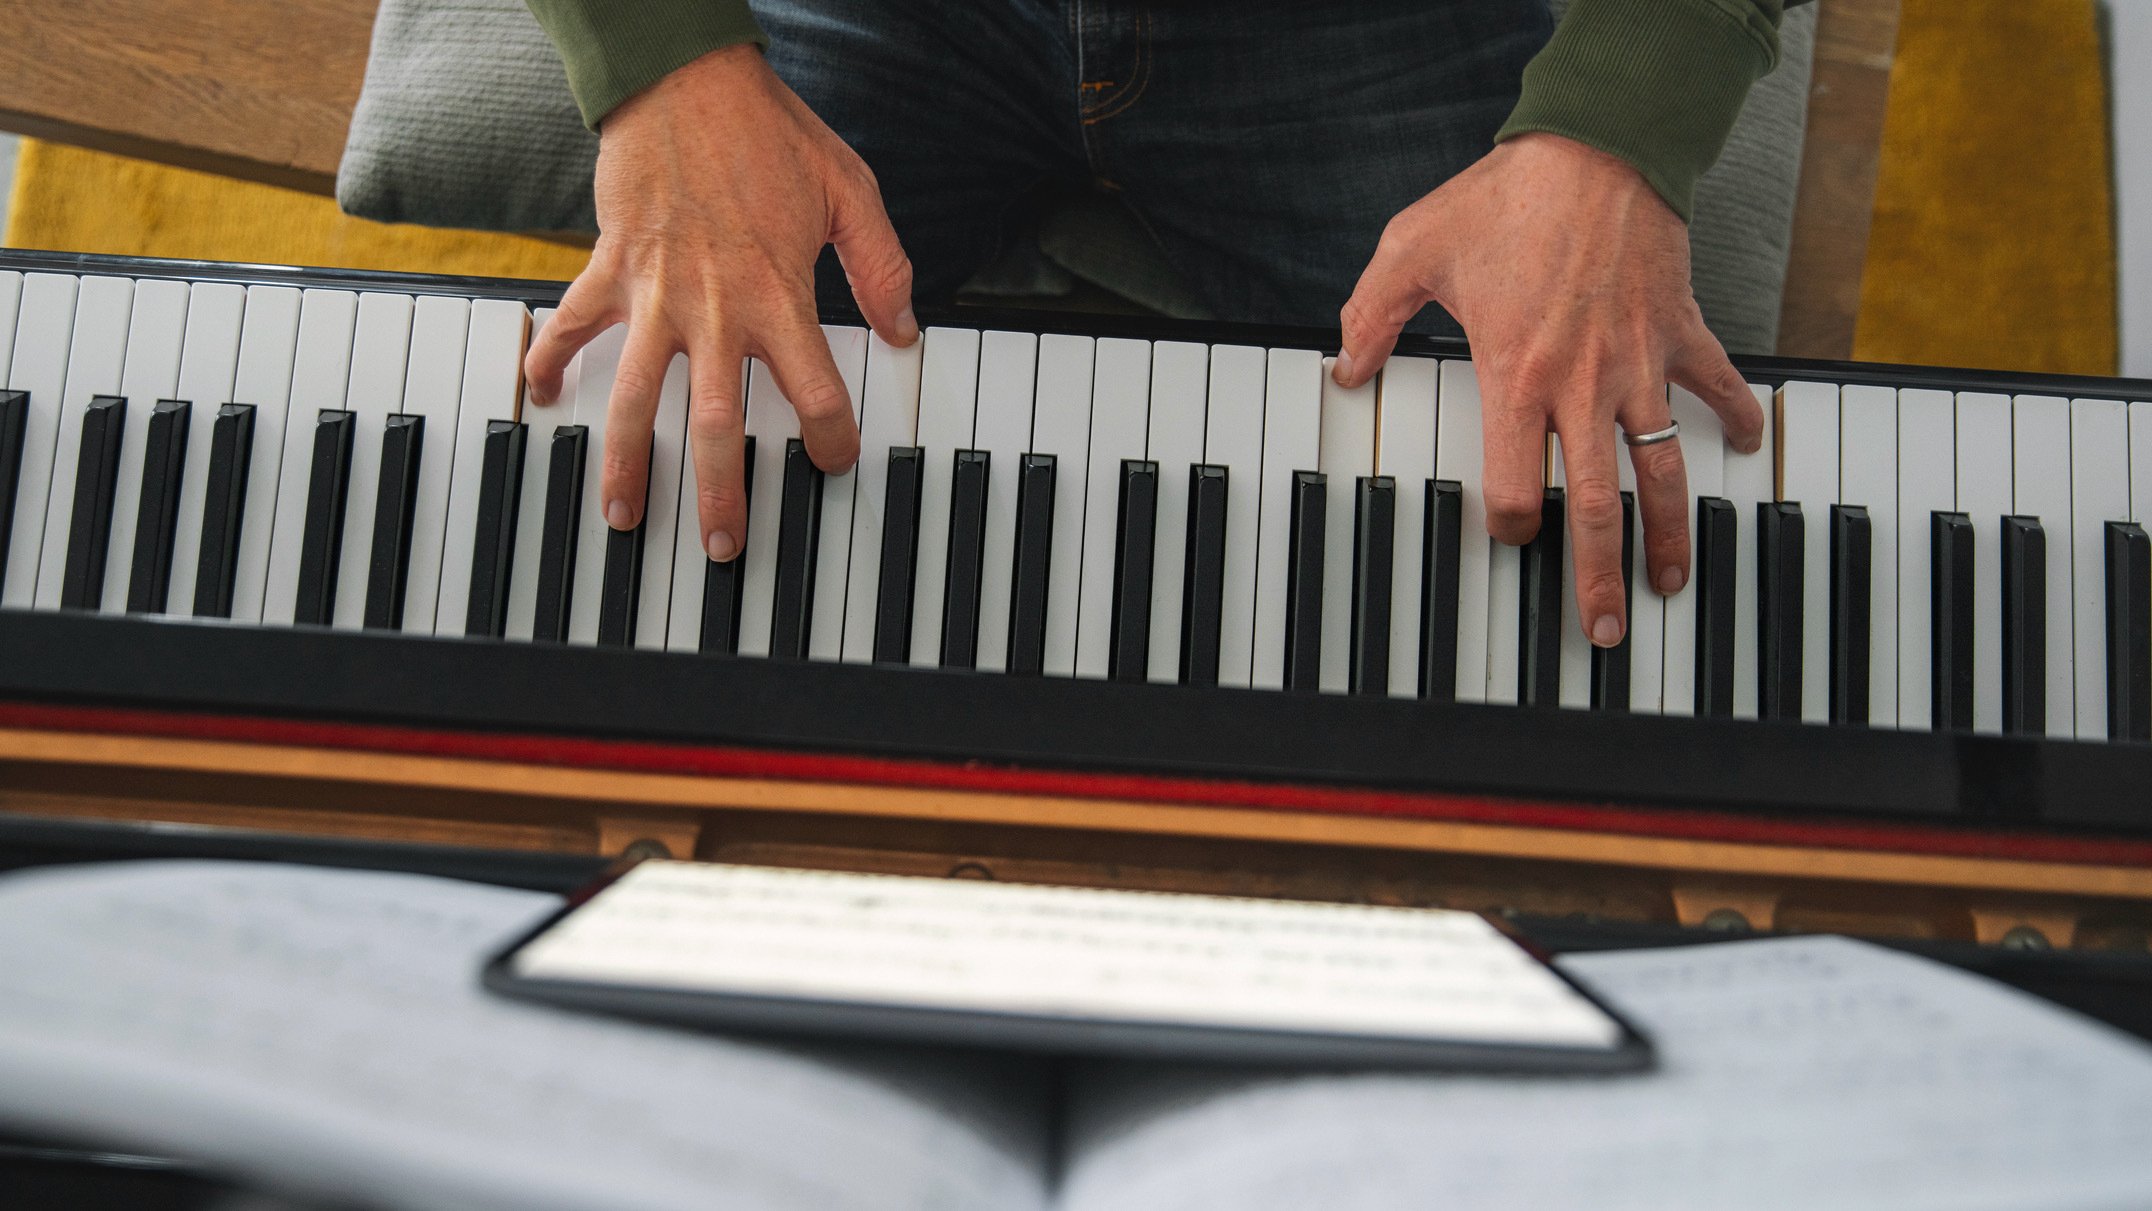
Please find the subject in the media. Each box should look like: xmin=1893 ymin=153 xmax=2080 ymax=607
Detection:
xmin=1334 ymin=132 xmax=1765 ymax=650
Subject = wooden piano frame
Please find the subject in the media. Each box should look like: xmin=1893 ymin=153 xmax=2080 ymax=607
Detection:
xmin=4 ymin=250 xmax=2151 ymax=956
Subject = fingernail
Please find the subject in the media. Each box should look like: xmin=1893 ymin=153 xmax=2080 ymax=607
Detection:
xmin=531 ymin=387 xmax=554 ymax=407
xmin=1591 ymin=615 xmax=1623 ymax=648
xmin=1333 ymin=351 xmax=1356 ymax=385
xmin=896 ymin=307 xmax=919 ymax=343
xmin=1657 ymin=567 xmax=1686 ymax=594
xmin=706 ymin=530 xmax=739 ymax=563
xmin=605 ymin=499 xmax=633 ymax=530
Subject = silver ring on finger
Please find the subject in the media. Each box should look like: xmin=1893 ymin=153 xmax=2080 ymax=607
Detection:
xmin=1621 ymin=421 xmax=1681 ymax=447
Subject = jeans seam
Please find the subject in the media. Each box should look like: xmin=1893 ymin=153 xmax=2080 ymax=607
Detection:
xmin=1080 ymin=10 xmax=1150 ymax=125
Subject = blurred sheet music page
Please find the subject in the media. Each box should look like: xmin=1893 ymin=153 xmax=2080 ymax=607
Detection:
xmin=1058 ymin=934 xmax=2152 ymax=1211
xmin=0 ymin=861 xmax=1052 ymax=1211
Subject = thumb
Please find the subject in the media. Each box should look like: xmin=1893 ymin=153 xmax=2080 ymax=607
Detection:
xmin=828 ymin=166 xmax=920 ymax=348
xmin=1336 ymin=221 xmax=1436 ymax=389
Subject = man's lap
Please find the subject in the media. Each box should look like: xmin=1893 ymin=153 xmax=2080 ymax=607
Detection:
xmin=757 ymin=0 xmax=1549 ymax=333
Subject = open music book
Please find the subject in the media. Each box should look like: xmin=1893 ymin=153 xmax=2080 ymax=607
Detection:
xmin=0 ymin=860 xmax=2147 ymax=1211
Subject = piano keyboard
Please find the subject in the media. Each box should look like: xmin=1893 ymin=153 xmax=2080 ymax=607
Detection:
xmin=3 ymin=261 xmax=2150 ymax=751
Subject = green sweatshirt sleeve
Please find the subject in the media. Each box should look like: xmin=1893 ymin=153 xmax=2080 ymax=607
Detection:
xmin=524 ymin=0 xmax=767 ymax=129
xmin=1496 ymin=0 xmax=1791 ymax=222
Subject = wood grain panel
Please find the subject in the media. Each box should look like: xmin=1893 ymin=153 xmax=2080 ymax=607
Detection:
xmin=0 ymin=0 xmax=373 ymax=195
xmin=1778 ymin=0 xmax=1902 ymax=359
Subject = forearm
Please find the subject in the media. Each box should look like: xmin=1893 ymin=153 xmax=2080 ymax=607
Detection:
xmin=1496 ymin=0 xmax=1805 ymax=222
xmin=524 ymin=0 xmax=768 ymax=129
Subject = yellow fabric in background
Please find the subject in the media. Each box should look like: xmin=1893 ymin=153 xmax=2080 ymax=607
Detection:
xmin=1855 ymin=0 xmax=2116 ymax=375
xmin=2 ymin=140 xmax=590 ymax=285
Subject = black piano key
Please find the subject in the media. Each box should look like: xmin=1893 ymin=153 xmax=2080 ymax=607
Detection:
xmin=530 ymin=424 xmax=587 ymax=644
xmin=362 ymin=414 xmax=424 ymax=631
xmin=1931 ymin=510 xmax=1976 ymax=731
xmin=125 ymin=399 xmax=190 ymax=614
xmin=937 ymin=448 xmax=989 ymax=669
xmin=699 ymin=435 xmax=755 ymax=655
xmin=1107 ymin=459 xmax=1158 ymax=681
xmin=1756 ymin=501 xmax=1804 ymax=721
xmin=1421 ymin=479 xmax=1463 ymax=702
xmin=293 ymin=410 xmax=356 ymax=626
xmin=1007 ymin=453 xmax=1057 ymax=677
xmin=771 ymin=437 xmax=827 ymax=661
xmin=596 ymin=437 xmax=653 ymax=649
xmin=1518 ymin=488 xmax=1564 ymax=708
xmin=1691 ymin=496 xmax=1738 ymax=717
xmin=191 ymin=404 xmax=255 ymax=619
xmin=1283 ymin=471 xmax=1326 ymax=693
xmin=0 ymin=389 xmax=30 ymax=595
xmin=1181 ymin=463 xmax=1229 ymax=687
xmin=463 ymin=419 xmax=526 ymax=639
xmin=1349 ymin=475 xmax=1395 ymax=696
xmin=60 ymin=395 xmax=128 ymax=611
xmin=871 ymin=444 xmax=922 ymax=663
xmin=1829 ymin=505 xmax=1872 ymax=726
xmin=2001 ymin=515 xmax=2046 ymax=736
xmin=2106 ymin=521 xmax=2152 ymax=741
xmin=1590 ymin=491 xmax=1635 ymax=712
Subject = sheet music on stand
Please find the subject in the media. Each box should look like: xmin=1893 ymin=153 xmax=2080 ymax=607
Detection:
xmin=488 ymin=860 xmax=1645 ymax=1068
xmin=0 ymin=860 xmax=2144 ymax=1211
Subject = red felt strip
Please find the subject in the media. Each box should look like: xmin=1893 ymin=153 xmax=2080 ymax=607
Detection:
xmin=3 ymin=699 xmax=2150 ymax=868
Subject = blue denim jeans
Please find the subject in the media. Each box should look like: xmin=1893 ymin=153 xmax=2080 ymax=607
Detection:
xmin=756 ymin=0 xmax=1552 ymax=336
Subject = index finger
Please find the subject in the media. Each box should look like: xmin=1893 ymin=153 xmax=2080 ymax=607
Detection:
xmin=759 ymin=303 xmax=860 ymax=475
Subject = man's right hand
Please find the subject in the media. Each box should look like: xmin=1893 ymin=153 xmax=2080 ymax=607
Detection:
xmin=524 ymin=43 xmax=918 ymax=563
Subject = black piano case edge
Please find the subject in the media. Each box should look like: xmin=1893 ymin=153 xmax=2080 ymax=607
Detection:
xmin=3 ymin=607 xmax=2151 ymax=854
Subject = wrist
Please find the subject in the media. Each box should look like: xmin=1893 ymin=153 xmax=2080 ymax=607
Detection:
xmin=604 ymin=43 xmax=768 ymax=135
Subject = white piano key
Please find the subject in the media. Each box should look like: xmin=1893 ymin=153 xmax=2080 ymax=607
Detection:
xmin=33 ymin=275 xmax=134 ymax=609
xmin=1954 ymin=391 xmax=2013 ymax=734
xmin=1485 ymin=537 xmax=1522 ymax=704
xmin=1146 ymin=341 xmax=1209 ymax=683
xmin=1547 ymin=437 xmax=1592 ymax=709
xmin=2134 ymin=400 xmax=2152 ymax=527
xmin=1433 ymin=360 xmax=1489 ymax=703
xmin=1074 ymin=337 xmax=1151 ymax=679
xmin=972 ymin=329 xmax=1039 ymax=674
xmin=224 ymin=286 xmax=303 ymax=623
xmin=1032 ymin=334 xmax=1095 ymax=677
xmin=504 ymin=309 xmax=562 ymax=643
xmin=2014 ymin=394 xmax=2074 ymax=738
xmin=1205 ymin=343 xmax=1266 ymax=689
xmin=164 ymin=282 xmax=247 ymax=618
xmin=386 ymin=295 xmax=471 ymax=634
xmin=563 ymin=323 xmax=626 ymax=645
xmin=1660 ymin=387 xmax=1724 ymax=717
xmin=434 ymin=298 xmax=528 ymax=637
xmin=1721 ymin=384 xmax=1775 ymax=719
xmin=1776 ymin=380 xmax=1839 ymax=724
xmin=662 ymin=350 xmax=741 ymax=653
xmin=1252 ymin=348 xmax=1323 ymax=691
xmin=836 ymin=334 xmax=924 ymax=662
xmin=1616 ymin=429 xmax=1664 ymax=712
xmin=0 ymin=272 xmax=20 ymax=389
xmin=636 ymin=351 xmax=692 ymax=651
xmin=1318 ymin=360 xmax=1376 ymax=695
xmin=2071 ymin=397 xmax=2131 ymax=739
xmin=1838 ymin=383 xmax=1899 ymax=727
xmin=329 ymin=293 xmax=415 ymax=629
xmin=909 ymin=327 xmax=981 ymax=666
xmin=739 ymin=356 xmax=799 ymax=658
xmin=1896 ymin=388 xmax=1955 ymax=730
xmin=804 ymin=326 xmax=869 ymax=659
xmin=97 ymin=278 xmax=190 ymax=613
xmin=1376 ymin=356 xmax=1438 ymax=698
xmin=2 ymin=273 xmax=79 ymax=607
